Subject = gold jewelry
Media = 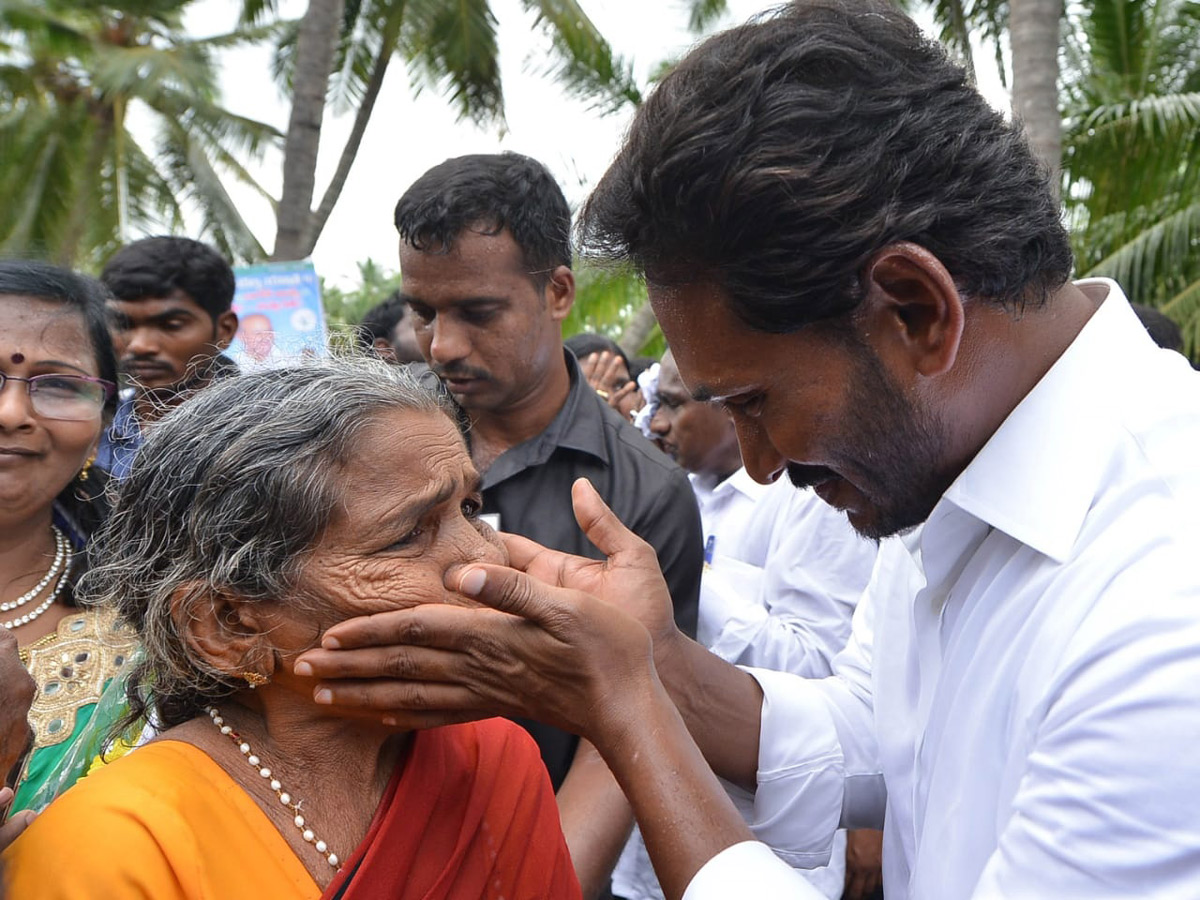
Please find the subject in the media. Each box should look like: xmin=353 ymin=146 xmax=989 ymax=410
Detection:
xmin=241 ymin=671 xmax=269 ymax=689
xmin=78 ymin=452 xmax=96 ymax=483
xmin=596 ymin=388 xmax=610 ymax=400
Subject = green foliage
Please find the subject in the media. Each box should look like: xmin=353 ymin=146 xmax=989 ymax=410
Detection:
xmin=0 ymin=0 xmax=281 ymax=268
xmin=566 ymin=262 xmax=664 ymax=355
xmin=320 ymin=257 xmax=402 ymax=351
xmin=1061 ymin=0 xmax=1200 ymax=360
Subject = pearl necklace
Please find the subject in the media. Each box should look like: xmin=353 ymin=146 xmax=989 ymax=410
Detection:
xmin=1 ymin=526 xmax=68 ymax=613
xmin=2 ymin=528 xmax=72 ymax=630
xmin=207 ymin=708 xmax=342 ymax=869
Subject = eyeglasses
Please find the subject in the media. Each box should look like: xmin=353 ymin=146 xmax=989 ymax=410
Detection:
xmin=0 ymin=373 xmax=116 ymax=421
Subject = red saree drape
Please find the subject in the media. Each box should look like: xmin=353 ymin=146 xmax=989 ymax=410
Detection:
xmin=325 ymin=718 xmax=583 ymax=900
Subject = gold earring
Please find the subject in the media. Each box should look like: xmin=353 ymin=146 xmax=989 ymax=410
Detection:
xmin=241 ymin=671 xmax=269 ymax=689
xmin=78 ymin=452 xmax=96 ymax=483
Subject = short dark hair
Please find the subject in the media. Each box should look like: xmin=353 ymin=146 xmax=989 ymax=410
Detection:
xmin=1131 ymin=304 xmax=1185 ymax=354
xmin=564 ymin=332 xmax=630 ymax=371
xmin=394 ymin=153 xmax=572 ymax=284
xmin=0 ymin=259 xmax=119 ymax=592
xmin=356 ymin=292 xmax=409 ymax=353
xmin=101 ymin=236 xmax=236 ymax=320
xmin=578 ymin=0 xmax=1074 ymax=334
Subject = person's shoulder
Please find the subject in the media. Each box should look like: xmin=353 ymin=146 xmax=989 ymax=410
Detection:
xmin=439 ymin=717 xmax=544 ymax=764
xmin=594 ymin=397 xmax=685 ymax=479
xmin=2 ymin=743 xmax=206 ymax=895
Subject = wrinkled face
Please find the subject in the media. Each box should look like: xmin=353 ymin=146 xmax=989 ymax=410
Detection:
xmin=0 ymin=296 xmax=105 ymax=524
xmin=295 ymin=408 xmax=507 ymax=627
xmin=650 ymin=352 xmax=740 ymax=478
xmin=651 ymin=281 xmax=951 ymax=539
xmin=108 ymin=291 xmax=235 ymax=394
xmin=399 ymin=227 xmax=564 ymax=415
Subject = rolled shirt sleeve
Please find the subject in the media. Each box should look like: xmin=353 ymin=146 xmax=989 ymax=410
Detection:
xmin=683 ymin=841 xmax=828 ymax=900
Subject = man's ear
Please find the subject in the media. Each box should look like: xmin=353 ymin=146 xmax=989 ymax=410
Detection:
xmin=170 ymin=584 xmax=274 ymax=681
xmin=372 ymin=337 xmax=399 ymax=363
xmin=214 ymin=311 xmax=239 ymax=350
xmin=856 ymin=242 xmax=964 ymax=378
xmin=545 ymin=265 xmax=575 ymax=322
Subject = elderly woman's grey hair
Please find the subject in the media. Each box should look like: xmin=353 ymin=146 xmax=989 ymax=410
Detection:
xmin=81 ymin=356 xmax=452 ymax=731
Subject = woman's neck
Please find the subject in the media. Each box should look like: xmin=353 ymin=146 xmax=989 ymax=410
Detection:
xmin=0 ymin=509 xmax=57 ymax=600
xmin=167 ymin=690 xmax=409 ymax=888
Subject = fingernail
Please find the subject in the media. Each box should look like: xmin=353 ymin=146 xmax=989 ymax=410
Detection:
xmin=322 ymin=635 xmax=341 ymax=650
xmin=382 ymin=715 xmax=398 ymax=727
xmin=293 ymin=661 xmax=313 ymax=677
xmin=314 ymin=688 xmax=332 ymax=704
xmin=459 ymin=568 xmax=487 ymax=596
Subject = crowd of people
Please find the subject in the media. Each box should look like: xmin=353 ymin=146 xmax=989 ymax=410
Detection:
xmin=1 ymin=1 xmax=1198 ymax=899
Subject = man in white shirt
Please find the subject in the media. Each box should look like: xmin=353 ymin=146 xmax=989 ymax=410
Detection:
xmin=295 ymin=2 xmax=1200 ymax=899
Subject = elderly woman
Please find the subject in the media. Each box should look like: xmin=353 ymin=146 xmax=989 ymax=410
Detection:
xmin=3 ymin=359 xmax=581 ymax=900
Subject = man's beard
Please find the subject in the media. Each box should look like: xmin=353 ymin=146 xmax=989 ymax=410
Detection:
xmin=791 ymin=346 xmax=954 ymax=541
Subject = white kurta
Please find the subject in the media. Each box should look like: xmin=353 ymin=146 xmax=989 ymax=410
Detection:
xmin=684 ymin=280 xmax=1200 ymax=899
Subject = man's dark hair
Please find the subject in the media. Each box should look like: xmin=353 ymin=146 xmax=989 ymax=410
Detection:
xmin=394 ymin=153 xmax=572 ymax=285
xmin=101 ymin=236 xmax=236 ymax=321
xmin=578 ymin=0 xmax=1074 ymax=334
xmin=1131 ymin=304 xmax=1185 ymax=354
xmin=564 ymin=332 xmax=630 ymax=371
xmin=356 ymin=292 xmax=409 ymax=353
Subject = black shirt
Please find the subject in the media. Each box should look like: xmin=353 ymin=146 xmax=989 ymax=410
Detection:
xmin=427 ymin=352 xmax=702 ymax=788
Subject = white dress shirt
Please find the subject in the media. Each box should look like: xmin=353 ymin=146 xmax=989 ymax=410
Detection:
xmin=684 ymin=280 xmax=1200 ymax=899
xmin=617 ymin=471 xmax=878 ymax=900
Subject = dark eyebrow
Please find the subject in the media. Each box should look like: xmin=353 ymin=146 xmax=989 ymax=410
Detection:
xmin=399 ymin=295 xmax=507 ymax=311
xmin=32 ymin=360 xmax=93 ymax=377
xmin=146 ymin=307 xmax=200 ymax=324
xmin=690 ymin=385 xmax=716 ymax=403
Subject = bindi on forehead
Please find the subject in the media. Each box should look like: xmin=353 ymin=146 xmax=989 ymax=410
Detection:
xmin=10 ymin=353 xmax=24 ymax=364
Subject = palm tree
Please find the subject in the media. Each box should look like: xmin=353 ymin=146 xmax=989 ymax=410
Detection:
xmin=1061 ymin=0 xmax=1200 ymax=357
xmin=255 ymin=0 xmax=644 ymax=261
xmin=0 ymin=0 xmax=280 ymax=268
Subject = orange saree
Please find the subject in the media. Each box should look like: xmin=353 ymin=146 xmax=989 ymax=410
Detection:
xmin=3 ymin=719 xmax=582 ymax=900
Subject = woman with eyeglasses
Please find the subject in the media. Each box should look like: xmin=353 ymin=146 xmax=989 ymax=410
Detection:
xmin=0 ymin=260 xmax=136 ymax=813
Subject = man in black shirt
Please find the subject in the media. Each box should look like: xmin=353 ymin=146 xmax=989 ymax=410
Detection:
xmin=393 ymin=152 xmax=702 ymax=898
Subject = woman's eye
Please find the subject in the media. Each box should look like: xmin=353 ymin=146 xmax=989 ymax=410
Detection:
xmin=461 ymin=497 xmax=482 ymax=518
xmin=386 ymin=526 xmax=423 ymax=550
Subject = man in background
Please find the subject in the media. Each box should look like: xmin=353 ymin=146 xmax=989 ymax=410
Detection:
xmin=357 ymin=292 xmax=424 ymax=365
xmin=98 ymin=236 xmax=238 ymax=477
xmin=394 ymin=152 xmax=702 ymax=898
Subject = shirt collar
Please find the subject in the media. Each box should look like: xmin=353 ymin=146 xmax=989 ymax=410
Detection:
xmin=480 ymin=351 xmax=610 ymax=488
xmin=932 ymin=278 xmax=1146 ymax=564
xmin=109 ymin=390 xmax=140 ymax=441
xmin=690 ymin=467 xmax=771 ymax=503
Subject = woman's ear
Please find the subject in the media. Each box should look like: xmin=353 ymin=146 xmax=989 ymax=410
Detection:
xmin=856 ymin=241 xmax=965 ymax=379
xmin=169 ymin=584 xmax=275 ymax=681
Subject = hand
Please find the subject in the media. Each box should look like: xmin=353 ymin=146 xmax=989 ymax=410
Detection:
xmin=297 ymin=553 xmax=659 ymax=742
xmin=0 ymin=786 xmax=34 ymax=853
xmin=843 ymin=829 xmax=884 ymax=900
xmin=0 ymin=631 xmax=35 ymax=778
xmin=502 ymin=479 xmax=678 ymax=648
xmin=580 ymin=352 xmax=635 ymax=408
xmin=294 ymin=480 xmax=679 ymax=737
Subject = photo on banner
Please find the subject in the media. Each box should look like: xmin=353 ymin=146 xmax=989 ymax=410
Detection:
xmin=230 ymin=261 xmax=327 ymax=368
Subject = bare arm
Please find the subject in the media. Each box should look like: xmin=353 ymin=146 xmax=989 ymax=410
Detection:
xmin=556 ymin=739 xmax=635 ymax=900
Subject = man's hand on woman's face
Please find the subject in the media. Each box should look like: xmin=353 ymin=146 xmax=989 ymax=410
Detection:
xmin=292 ymin=479 xmax=682 ymax=742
